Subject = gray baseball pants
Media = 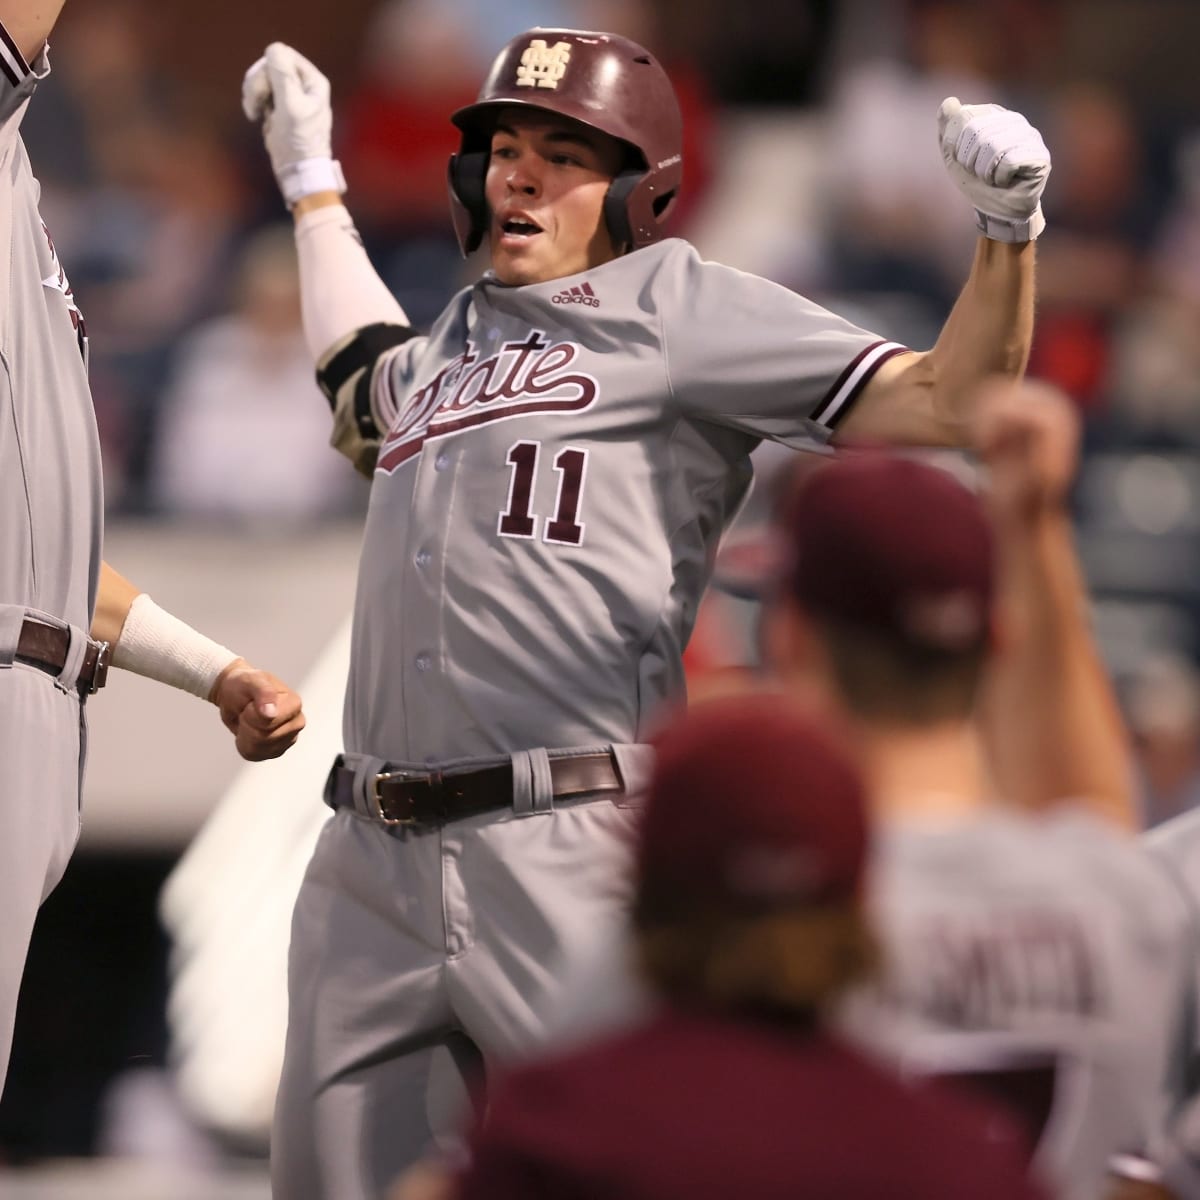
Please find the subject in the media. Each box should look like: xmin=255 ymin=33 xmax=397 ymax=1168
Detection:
xmin=271 ymin=745 xmax=650 ymax=1200
xmin=0 ymin=607 xmax=89 ymax=1092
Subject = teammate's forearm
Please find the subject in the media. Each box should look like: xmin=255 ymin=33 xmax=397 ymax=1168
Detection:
xmin=92 ymin=560 xmax=140 ymax=646
xmin=95 ymin=560 xmax=238 ymax=702
xmin=294 ymin=204 xmax=410 ymax=361
xmin=925 ymin=239 xmax=1036 ymax=438
xmin=981 ymin=510 xmax=1136 ymax=829
xmin=0 ymin=0 xmax=68 ymax=62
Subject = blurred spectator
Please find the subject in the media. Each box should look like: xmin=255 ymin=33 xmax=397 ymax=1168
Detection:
xmin=1105 ymin=132 xmax=1200 ymax=439
xmin=431 ymin=697 xmax=1048 ymax=1200
xmin=822 ymin=0 xmax=1050 ymax=311
xmin=1030 ymin=82 xmax=1162 ymax=410
xmin=1125 ymin=655 xmax=1200 ymax=828
xmin=335 ymin=0 xmax=478 ymax=323
xmin=148 ymin=226 xmax=364 ymax=523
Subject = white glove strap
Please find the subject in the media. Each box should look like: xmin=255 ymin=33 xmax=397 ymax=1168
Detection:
xmin=278 ymin=156 xmax=347 ymax=208
xmin=975 ymin=204 xmax=1046 ymax=243
xmin=111 ymin=594 xmax=239 ymax=700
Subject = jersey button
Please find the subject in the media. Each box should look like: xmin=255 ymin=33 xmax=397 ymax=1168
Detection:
xmin=434 ymin=453 xmax=451 ymax=472
xmin=415 ymin=653 xmax=432 ymax=672
xmin=415 ymin=549 xmax=432 ymax=568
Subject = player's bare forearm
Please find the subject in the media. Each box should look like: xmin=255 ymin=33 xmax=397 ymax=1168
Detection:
xmin=931 ymin=237 xmax=1035 ymax=391
xmin=981 ymin=511 xmax=1136 ymax=829
xmin=839 ymin=239 xmax=1035 ymax=448
xmin=92 ymin=560 xmax=141 ymax=647
xmin=974 ymin=383 xmax=1135 ymax=829
xmin=291 ymin=191 xmax=344 ymax=219
xmin=0 ymin=0 xmax=66 ymax=61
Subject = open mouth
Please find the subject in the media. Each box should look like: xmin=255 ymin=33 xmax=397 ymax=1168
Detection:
xmin=500 ymin=218 xmax=542 ymax=239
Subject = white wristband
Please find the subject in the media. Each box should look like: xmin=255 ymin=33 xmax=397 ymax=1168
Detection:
xmin=974 ymin=204 xmax=1046 ymax=243
xmin=278 ymin=156 xmax=347 ymax=208
xmin=110 ymin=594 xmax=239 ymax=701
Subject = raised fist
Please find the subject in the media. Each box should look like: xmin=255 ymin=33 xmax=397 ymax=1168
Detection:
xmin=939 ymin=98 xmax=1051 ymax=243
xmin=242 ymin=42 xmax=346 ymax=208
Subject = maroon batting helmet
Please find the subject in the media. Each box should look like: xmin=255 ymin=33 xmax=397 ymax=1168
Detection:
xmin=447 ymin=28 xmax=683 ymax=256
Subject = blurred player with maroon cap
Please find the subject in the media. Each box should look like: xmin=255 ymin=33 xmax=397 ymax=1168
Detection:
xmin=443 ymin=695 xmax=1049 ymax=1200
xmin=760 ymin=381 xmax=1194 ymax=1200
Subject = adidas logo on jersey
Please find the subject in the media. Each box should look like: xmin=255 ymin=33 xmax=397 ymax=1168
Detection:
xmin=552 ymin=282 xmax=599 ymax=307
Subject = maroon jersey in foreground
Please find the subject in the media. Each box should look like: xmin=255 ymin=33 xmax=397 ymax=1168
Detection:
xmin=455 ymin=1007 xmax=1050 ymax=1200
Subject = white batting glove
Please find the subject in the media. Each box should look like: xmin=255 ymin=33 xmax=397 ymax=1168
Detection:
xmin=938 ymin=97 xmax=1051 ymax=243
xmin=242 ymin=42 xmax=346 ymax=209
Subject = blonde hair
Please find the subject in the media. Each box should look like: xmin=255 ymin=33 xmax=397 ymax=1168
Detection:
xmin=634 ymin=904 xmax=880 ymax=1018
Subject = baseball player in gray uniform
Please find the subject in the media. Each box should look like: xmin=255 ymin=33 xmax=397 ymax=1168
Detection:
xmin=1107 ymin=811 xmax=1200 ymax=1200
xmin=0 ymin=0 xmax=306 ymax=1096
xmin=243 ymin=27 xmax=1052 ymax=1196
xmin=758 ymin=383 xmax=1196 ymax=1200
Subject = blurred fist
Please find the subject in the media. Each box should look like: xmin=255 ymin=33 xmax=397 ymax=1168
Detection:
xmin=939 ymin=98 xmax=1051 ymax=242
xmin=210 ymin=658 xmax=306 ymax=761
xmin=973 ymin=378 xmax=1079 ymax=520
xmin=242 ymin=42 xmax=346 ymax=207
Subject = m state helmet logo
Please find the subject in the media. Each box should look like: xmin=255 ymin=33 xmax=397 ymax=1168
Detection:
xmin=516 ymin=40 xmax=572 ymax=89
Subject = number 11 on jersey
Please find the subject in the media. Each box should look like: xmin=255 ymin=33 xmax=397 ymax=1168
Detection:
xmin=498 ymin=439 xmax=589 ymax=546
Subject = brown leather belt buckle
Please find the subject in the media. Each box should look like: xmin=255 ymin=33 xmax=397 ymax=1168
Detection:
xmin=84 ymin=640 xmax=111 ymax=695
xmin=373 ymin=768 xmax=443 ymax=826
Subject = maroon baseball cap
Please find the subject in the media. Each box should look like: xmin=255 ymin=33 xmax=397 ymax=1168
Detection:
xmin=781 ymin=451 xmax=995 ymax=651
xmin=635 ymin=694 xmax=869 ymax=919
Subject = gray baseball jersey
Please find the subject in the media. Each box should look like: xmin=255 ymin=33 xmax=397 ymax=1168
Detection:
xmin=347 ymin=238 xmax=905 ymax=761
xmin=842 ymin=805 xmax=1195 ymax=1200
xmin=0 ymin=30 xmax=102 ymax=1091
xmin=1142 ymin=809 xmax=1200 ymax=1198
xmin=0 ymin=38 xmax=101 ymax=627
xmin=275 ymin=231 xmax=907 ymax=1197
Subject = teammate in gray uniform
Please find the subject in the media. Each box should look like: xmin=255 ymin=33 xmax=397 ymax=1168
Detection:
xmin=0 ymin=0 xmax=306 ymax=1095
xmin=243 ymin=28 xmax=1052 ymax=1196
xmin=1107 ymin=811 xmax=1200 ymax=1200
xmin=757 ymin=382 xmax=1195 ymax=1200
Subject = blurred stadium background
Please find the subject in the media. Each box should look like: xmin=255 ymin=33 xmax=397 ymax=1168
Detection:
xmin=5 ymin=0 xmax=1200 ymax=1193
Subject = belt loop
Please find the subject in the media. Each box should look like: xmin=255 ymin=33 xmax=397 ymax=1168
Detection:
xmin=57 ymin=624 xmax=88 ymax=694
xmin=0 ymin=604 xmax=24 ymax=666
xmin=353 ymin=755 xmax=391 ymax=817
xmin=529 ymin=748 xmax=554 ymax=814
xmin=511 ymin=750 xmax=534 ymax=816
xmin=611 ymin=743 xmax=655 ymax=802
xmin=511 ymin=748 xmax=554 ymax=816
xmin=344 ymin=752 xmax=390 ymax=819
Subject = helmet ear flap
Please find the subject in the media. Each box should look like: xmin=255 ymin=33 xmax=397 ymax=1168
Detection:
xmin=448 ymin=147 xmax=490 ymax=257
xmin=605 ymin=164 xmax=680 ymax=252
xmin=602 ymin=171 xmax=640 ymax=254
